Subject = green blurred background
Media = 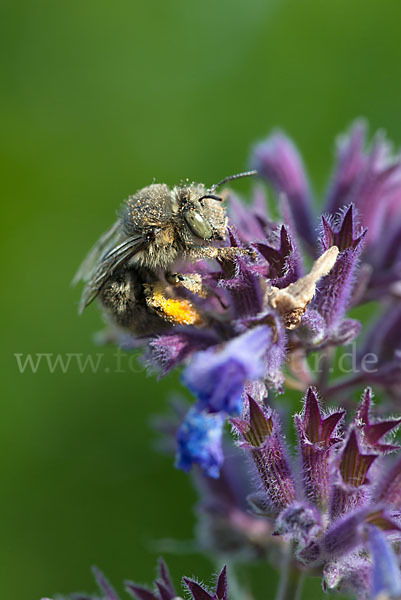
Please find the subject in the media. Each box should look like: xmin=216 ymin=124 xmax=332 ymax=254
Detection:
xmin=2 ymin=0 xmax=401 ymax=598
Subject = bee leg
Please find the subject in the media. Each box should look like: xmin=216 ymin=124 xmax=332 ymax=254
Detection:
xmin=144 ymin=281 xmax=205 ymax=326
xmin=217 ymin=247 xmax=257 ymax=261
xmin=165 ymin=271 xmax=207 ymax=298
xmin=186 ymin=246 xmax=256 ymax=262
xmin=166 ymin=271 xmax=227 ymax=310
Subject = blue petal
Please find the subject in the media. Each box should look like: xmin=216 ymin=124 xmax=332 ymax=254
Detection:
xmin=369 ymin=526 xmax=401 ymax=599
xmin=181 ymin=326 xmax=270 ymax=416
xmin=175 ymin=408 xmax=225 ymax=478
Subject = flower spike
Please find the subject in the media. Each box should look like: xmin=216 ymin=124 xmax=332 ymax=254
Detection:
xmin=233 ymin=396 xmax=296 ymax=512
xmin=183 ymin=566 xmax=228 ymax=600
xmin=295 ymin=387 xmax=344 ymax=508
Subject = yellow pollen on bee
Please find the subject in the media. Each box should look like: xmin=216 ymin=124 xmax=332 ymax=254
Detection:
xmin=151 ymin=290 xmax=203 ymax=325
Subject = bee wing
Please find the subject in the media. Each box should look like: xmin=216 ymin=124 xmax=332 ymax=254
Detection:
xmin=73 ymin=219 xmax=122 ymax=286
xmin=74 ymin=220 xmax=147 ymax=313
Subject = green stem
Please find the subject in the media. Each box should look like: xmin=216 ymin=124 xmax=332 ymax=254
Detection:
xmin=275 ymin=547 xmax=305 ymax=600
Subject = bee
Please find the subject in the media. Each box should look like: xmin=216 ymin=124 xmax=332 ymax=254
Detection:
xmin=73 ymin=170 xmax=257 ymax=335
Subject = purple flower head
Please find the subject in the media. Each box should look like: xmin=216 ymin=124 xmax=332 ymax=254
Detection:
xmin=181 ymin=325 xmax=270 ymax=416
xmin=175 ymin=407 xmax=225 ymax=478
xmin=72 ymin=122 xmax=401 ymax=600
xmin=251 ymin=131 xmax=316 ymax=250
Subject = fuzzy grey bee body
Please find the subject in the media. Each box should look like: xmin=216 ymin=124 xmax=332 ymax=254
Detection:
xmin=74 ymin=171 xmax=256 ymax=335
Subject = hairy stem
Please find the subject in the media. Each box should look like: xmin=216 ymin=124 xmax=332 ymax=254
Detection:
xmin=275 ymin=546 xmax=305 ymax=600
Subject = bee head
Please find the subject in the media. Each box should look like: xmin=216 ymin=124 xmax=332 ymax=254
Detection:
xmin=177 ymin=170 xmax=257 ymax=243
xmin=176 ymin=184 xmax=226 ymax=242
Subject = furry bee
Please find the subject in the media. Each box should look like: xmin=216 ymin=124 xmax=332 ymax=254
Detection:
xmin=73 ymin=170 xmax=257 ymax=335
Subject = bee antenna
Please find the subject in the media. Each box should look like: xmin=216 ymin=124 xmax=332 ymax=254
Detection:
xmin=210 ymin=169 xmax=258 ymax=192
xmin=198 ymin=193 xmax=223 ymax=204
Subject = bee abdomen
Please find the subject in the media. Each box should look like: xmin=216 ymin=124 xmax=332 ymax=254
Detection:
xmin=100 ymin=269 xmax=139 ymax=327
xmin=99 ymin=268 xmax=169 ymax=334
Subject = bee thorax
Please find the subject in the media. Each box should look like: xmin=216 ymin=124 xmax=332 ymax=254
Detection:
xmin=130 ymin=236 xmax=179 ymax=271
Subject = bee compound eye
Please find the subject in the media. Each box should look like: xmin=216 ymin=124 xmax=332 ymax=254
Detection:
xmin=184 ymin=210 xmax=213 ymax=239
